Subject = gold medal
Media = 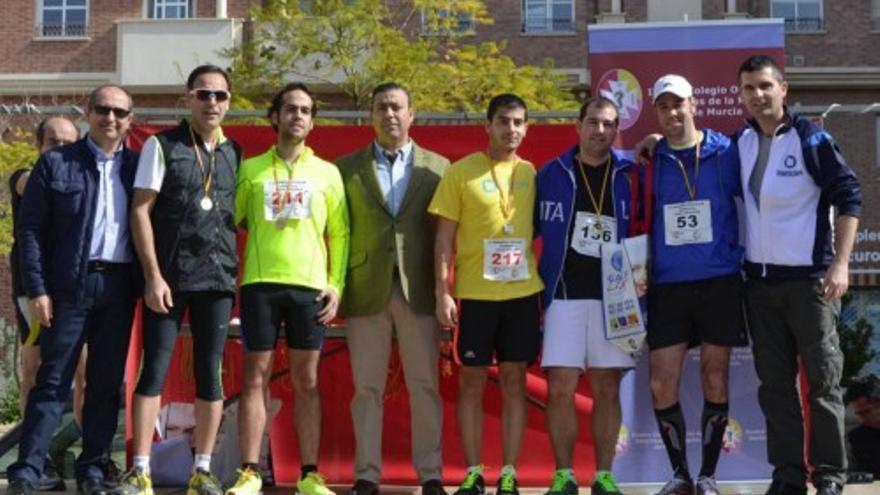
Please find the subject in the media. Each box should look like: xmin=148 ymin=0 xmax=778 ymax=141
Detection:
xmin=503 ymin=223 xmax=514 ymax=234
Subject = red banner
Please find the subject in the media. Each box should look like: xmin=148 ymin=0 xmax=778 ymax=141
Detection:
xmin=124 ymin=123 xmax=594 ymax=486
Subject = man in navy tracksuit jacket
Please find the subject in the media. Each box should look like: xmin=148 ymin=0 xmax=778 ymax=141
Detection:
xmin=647 ymin=75 xmax=747 ymax=495
xmin=7 ymin=85 xmax=139 ymax=495
xmin=736 ymin=55 xmax=861 ymax=495
xmin=535 ymin=97 xmax=636 ymax=495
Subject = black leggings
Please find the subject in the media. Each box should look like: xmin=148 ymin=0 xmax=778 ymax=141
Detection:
xmin=135 ymin=291 xmax=233 ymax=401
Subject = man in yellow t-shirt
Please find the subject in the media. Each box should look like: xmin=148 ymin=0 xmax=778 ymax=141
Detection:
xmin=428 ymin=93 xmax=543 ymax=495
xmin=227 ymin=83 xmax=349 ymax=495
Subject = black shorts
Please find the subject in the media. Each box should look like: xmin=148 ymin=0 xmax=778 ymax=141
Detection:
xmin=15 ymin=296 xmax=40 ymax=345
xmin=647 ymin=273 xmax=748 ymax=350
xmin=240 ymin=283 xmax=326 ymax=352
xmin=456 ymin=293 xmax=541 ymax=366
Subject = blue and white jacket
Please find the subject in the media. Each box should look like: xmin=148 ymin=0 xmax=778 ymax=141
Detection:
xmin=736 ymin=112 xmax=861 ymax=279
xmin=535 ymin=145 xmax=636 ymax=310
xmin=652 ymin=128 xmax=743 ymax=284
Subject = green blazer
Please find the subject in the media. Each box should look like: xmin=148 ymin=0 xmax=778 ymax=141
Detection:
xmin=336 ymin=142 xmax=449 ymax=317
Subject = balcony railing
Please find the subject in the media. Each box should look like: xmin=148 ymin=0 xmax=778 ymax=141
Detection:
xmin=522 ymin=16 xmax=575 ymax=33
xmin=35 ymin=22 xmax=88 ymax=38
xmin=784 ymin=16 xmax=824 ymax=32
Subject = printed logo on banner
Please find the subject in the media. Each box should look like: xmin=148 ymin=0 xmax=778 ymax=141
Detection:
xmin=722 ymin=418 xmax=744 ymax=453
xmin=615 ymin=424 xmax=630 ymax=455
xmin=596 ymin=69 xmax=643 ymax=130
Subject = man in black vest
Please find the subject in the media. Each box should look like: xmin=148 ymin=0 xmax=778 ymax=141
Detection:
xmin=119 ymin=65 xmax=241 ymax=495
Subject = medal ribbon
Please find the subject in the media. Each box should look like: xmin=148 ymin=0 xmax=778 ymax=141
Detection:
xmin=188 ymin=124 xmax=216 ymax=201
xmin=271 ymin=149 xmax=295 ymax=215
xmin=488 ymin=157 xmax=518 ymax=227
xmin=577 ymin=155 xmax=611 ymax=223
xmin=673 ymin=134 xmax=702 ymax=200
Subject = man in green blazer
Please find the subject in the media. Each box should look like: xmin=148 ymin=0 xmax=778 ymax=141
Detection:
xmin=336 ymin=82 xmax=449 ymax=495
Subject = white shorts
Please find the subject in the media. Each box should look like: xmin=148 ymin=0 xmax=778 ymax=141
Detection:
xmin=541 ymin=299 xmax=636 ymax=370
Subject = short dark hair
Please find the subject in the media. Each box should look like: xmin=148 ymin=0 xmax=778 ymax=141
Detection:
xmin=371 ymin=82 xmax=411 ymax=108
xmin=845 ymin=374 xmax=880 ymax=404
xmin=36 ymin=115 xmax=79 ymax=147
xmin=578 ymin=96 xmax=619 ymax=126
xmin=186 ymin=64 xmax=231 ymax=91
xmin=267 ymin=82 xmax=317 ymax=131
xmin=88 ymin=84 xmax=133 ymax=110
xmin=487 ymin=93 xmax=528 ymax=122
xmin=737 ymin=55 xmax=785 ymax=82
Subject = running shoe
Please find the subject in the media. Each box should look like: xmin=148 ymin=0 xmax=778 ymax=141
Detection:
xmin=296 ymin=472 xmax=334 ymax=495
xmin=591 ymin=471 xmax=623 ymax=495
xmin=226 ymin=467 xmax=262 ymax=495
xmin=117 ymin=467 xmax=154 ymax=495
xmin=545 ymin=470 xmax=578 ymax=495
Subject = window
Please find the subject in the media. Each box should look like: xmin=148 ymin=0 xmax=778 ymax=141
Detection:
xmin=873 ymin=0 xmax=880 ymax=31
xmin=421 ymin=9 xmax=475 ymax=35
xmin=147 ymin=0 xmax=193 ymax=19
xmin=771 ymin=0 xmax=823 ymax=32
xmin=37 ymin=0 xmax=88 ymax=37
xmin=522 ymin=0 xmax=574 ymax=33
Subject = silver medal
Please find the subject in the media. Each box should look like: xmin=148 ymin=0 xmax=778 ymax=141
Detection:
xmin=200 ymin=196 xmax=213 ymax=211
xmin=503 ymin=223 xmax=514 ymax=234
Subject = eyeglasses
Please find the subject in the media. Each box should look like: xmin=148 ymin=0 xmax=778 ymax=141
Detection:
xmin=191 ymin=89 xmax=231 ymax=102
xmin=92 ymin=105 xmax=131 ymax=119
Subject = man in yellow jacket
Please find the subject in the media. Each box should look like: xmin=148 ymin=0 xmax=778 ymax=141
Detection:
xmin=227 ymin=82 xmax=349 ymax=495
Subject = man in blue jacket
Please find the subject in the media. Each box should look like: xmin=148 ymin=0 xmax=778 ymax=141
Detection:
xmin=535 ymin=96 xmax=637 ymax=495
xmin=7 ymin=84 xmax=139 ymax=495
xmin=736 ymin=55 xmax=860 ymax=495
xmin=647 ymin=75 xmax=746 ymax=495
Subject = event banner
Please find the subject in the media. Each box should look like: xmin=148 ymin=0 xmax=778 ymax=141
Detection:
xmin=588 ymin=19 xmax=785 ymax=148
xmin=587 ymin=20 xmax=784 ymax=482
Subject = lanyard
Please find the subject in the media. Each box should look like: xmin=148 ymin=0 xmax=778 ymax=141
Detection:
xmin=271 ymin=149 xmax=295 ymax=207
xmin=188 ymin=124 xmax=216 ymax=200
xmin=488 ymin=157 xmax=518 ymax=224
xmin=673 ymin=137 xmax=701 ymax=200
xmin=577 ymin=155 xmax=611 ymax=219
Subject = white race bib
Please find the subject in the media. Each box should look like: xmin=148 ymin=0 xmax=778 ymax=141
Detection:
xmin=263 ymin=180 xmax=311 ymax=221
xmin=483 ymin=238 xmax=530 ymax=281
xmin=663 ymin=199 xmax=712 ymax=245
xmin=571 ymin=212 xmax=616 ymax=257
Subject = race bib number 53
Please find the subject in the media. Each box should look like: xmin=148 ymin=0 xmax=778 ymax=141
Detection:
xmin=664 ymin=199 xmax=712 ymax=246
xmin=483 ymin=238 xmax=530 ymax=281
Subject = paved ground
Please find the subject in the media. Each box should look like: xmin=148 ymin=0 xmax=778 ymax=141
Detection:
xmin=0 ymin=481 xmax=879 ymax=495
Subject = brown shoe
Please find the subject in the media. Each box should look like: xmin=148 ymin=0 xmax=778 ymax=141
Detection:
xmin=350 ymin=479 xmax=379 ymax=495
xmin=422 ymin=480 xmax=447 ymax=495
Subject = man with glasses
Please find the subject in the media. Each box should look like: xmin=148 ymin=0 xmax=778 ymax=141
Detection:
xmin=8 ymin=84 xmax=140 ymax=495
xmin=119 ymin=64 xmax=241 ymax=495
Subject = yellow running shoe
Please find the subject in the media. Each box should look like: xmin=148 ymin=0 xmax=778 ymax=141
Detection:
xmin=117 ymin=467 xmax=154 ymax=495
xmin=187 ymin=468 xmax=223 ymax=495
xmin=296 ymin=472 xmax=334 ymax=495
xmin=225 ymin=467 xmax=262 ymax=495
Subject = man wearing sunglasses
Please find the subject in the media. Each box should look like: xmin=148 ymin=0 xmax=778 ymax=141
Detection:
xmin=120 ymin=64 xmax=241 ymax=495
xmin=8 ymin=85 xmax=139 ymax=495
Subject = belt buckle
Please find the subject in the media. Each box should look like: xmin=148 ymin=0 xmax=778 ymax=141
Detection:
xmin=92 ymin=261 xmax=105 ymax=272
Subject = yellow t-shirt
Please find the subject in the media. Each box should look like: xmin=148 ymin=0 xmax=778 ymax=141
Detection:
xmin=428 ymin=151 xmax=543 ymax=301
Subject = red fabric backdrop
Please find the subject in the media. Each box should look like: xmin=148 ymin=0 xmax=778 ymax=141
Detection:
xmin=124 ymin=124 xmax=601 ymax=486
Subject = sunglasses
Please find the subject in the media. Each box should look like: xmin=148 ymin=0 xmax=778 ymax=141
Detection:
xmin=92 ymin=105 xmax=131 ymax=119
xmin=191 ymin=89 xmax=231 ymax=102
